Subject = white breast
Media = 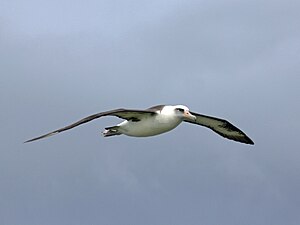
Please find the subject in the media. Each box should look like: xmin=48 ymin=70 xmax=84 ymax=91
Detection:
xmin=118 ymin=112 xmax=182 ymax=137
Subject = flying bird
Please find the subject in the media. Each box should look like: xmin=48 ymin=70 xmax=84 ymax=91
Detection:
xmin=24 ymin=104 xmax=254 ymax=145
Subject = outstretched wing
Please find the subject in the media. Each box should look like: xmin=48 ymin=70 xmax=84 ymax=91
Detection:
xmin=184 ymin=112 xmax=254 ymax=145
xmin=24 ymin=108 xmax=156 ymax=143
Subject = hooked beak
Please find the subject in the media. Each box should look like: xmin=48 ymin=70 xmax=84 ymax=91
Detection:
xmin=184 ymin=111 xmax=197 ymax=121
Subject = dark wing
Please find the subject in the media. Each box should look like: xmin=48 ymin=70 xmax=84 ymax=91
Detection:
xmin=184 ymin=111 xmax=254 ymax=145
xmin=24 ymin=108 xmax=156 ymax=143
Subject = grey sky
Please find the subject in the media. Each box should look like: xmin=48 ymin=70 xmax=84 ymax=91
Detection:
xmin=1 ymin=0 xmax=300 ymax=224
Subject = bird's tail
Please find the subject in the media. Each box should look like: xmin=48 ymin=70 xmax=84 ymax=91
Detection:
xmin=102 ymin=126 xmax=122 ymax=137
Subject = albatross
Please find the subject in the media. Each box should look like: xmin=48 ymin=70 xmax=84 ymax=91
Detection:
xmin=24 ymin=104 xmax=254 ymax=145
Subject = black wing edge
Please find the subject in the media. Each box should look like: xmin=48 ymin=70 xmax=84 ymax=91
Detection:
xmin=214 ymin=123 xmax=254 ymax=145
xmin=185 ymin=112 xmax=254 ymax=145
xmin=24 ymin=108 xmax=156 ymax=143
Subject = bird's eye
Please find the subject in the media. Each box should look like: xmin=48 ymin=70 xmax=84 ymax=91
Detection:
xmin=176 ymin=108 xmax=184 ymax=112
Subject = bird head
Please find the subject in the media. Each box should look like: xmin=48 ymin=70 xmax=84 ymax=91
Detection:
xmin=173 ymin=105 xmax=196 ymax=121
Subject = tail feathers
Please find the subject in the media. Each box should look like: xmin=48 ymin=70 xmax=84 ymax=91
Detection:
xmin=102 ymin=126 xmax=122 ymax=137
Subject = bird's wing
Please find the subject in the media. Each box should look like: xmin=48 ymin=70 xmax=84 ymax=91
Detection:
xmin=184 ymin=111 xmax=254 ymax=145
xmin=24 ymin=108 xmax=156 ymax=143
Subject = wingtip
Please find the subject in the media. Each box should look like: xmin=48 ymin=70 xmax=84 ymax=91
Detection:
xmin=23 ymin=138 xmax=37 ymax=143
xmin=244 ymin=137 xmax=254 ymax=145
xmin=23 ymin=132 xmax=58 ymax=144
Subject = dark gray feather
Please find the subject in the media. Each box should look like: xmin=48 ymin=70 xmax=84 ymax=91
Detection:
xmin=24 ymin=108 xmax=156 ymax=143
xmin=184 ymin=112 xmax=254 ymax=145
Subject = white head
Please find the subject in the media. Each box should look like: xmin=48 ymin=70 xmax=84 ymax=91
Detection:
xmin=162 ymin=105 xmax=196 ymax=121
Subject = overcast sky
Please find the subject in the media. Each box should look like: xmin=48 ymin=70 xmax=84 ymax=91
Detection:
xmin=1 ymin=0 xmax=300 ymax=224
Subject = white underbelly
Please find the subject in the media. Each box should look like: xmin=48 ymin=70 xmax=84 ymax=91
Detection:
xmin=118 ymin=116 xmax=182 ymax=137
